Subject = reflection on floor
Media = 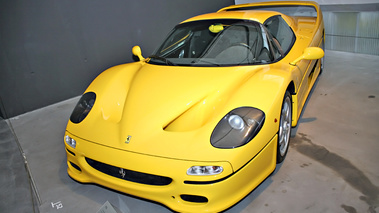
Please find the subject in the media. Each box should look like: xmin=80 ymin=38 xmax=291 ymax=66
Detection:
xmin=2 ymin=51 xmax=379 ymax=213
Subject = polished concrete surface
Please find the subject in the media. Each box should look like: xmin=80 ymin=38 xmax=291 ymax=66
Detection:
xmin=0 ymin=118 xmax=39 ymax=213
xmin=2 ymin=50 xmax=379 ymax=213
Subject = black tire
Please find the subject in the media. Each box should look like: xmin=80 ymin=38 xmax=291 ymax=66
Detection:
xmin=277 ymin=91 xmax=292 ymax=163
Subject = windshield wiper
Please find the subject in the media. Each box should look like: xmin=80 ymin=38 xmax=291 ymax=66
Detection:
xmin=148 ymin=55 xmax=176 ymax=66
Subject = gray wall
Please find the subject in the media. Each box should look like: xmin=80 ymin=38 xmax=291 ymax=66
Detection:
xmin=322 ymin=4 xmax=379 ymax=55
xmin=235 ymin=0 xmax=379 ymax=56
xmin=236 ymin=0 xmax=379 ymax=5
xmin=0 ymin=0 xmax=234 ymax=118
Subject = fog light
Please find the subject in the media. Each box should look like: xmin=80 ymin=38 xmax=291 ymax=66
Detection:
xmin=65 ymin=135 xmax=76 ymax=148
xmin=187 ymin=166 xmax=223 ymax=176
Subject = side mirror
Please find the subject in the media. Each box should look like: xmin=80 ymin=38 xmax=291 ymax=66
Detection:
xmin=132 ymin=46 xmax=144 ymax=61
xmin=290 ymin=47 xmax=324 ymax=66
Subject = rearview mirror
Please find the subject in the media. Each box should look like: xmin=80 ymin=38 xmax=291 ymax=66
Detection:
xmin=132 ymin=46 xmax=144 ymax=61
xmin=290 ymin=47 xmax=324 ymax=66
xmin=209 ymin=24 xmax=224 ymax=33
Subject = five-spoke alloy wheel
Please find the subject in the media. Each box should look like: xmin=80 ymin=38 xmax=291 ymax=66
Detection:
xmin=277 ymin=91 xmax=292 ymax=163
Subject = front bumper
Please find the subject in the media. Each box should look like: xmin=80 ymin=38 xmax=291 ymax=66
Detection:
xmin=64 ymin=131 xmax=277 ymax=213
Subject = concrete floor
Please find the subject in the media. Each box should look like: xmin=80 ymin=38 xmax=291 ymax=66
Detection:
xmin=2 ymin=50 xmax=379 ymax=213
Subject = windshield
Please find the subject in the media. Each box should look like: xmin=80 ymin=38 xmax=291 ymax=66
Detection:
xmin=149 ymin=19 xmax=276 ymax=66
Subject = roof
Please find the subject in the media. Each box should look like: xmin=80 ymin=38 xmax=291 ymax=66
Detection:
xmin=181 ymin=1 xmax=322 ymax=33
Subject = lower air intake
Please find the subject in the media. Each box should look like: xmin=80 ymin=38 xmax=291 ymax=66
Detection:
xmin=180 ymin=194 xmax=208 ymax=203
xmin=85 ymin=158 xmax=172 ymax=186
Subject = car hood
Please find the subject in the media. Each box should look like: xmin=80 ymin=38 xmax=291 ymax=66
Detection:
xmin=69 ymin=62 xmax=266 ymax=161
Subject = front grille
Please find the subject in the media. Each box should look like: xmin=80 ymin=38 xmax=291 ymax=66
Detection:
xmin=85 ymin=158 xmax=172 ymax=186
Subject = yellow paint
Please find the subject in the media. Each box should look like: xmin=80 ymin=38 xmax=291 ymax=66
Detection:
xmin=65 ymin=1 xmax=324 ymax=212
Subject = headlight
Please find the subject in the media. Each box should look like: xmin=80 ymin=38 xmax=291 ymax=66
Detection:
xmin=70 ymin=92 xmax=96 ymax=124
xmin=187 ymin=166 xmax=223 ymax=176
xmin=65 ymin=135 xmax=76 ymax=148
xmin=210 ymin=107 xmax=265 ymax=148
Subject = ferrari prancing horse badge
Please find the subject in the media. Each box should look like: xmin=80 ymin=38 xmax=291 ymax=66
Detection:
xmin=125 ymin=135 xmax=132 ymax=144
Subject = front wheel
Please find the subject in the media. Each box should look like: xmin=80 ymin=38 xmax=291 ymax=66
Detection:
xmin=277 ymin=91 xmax=292 ymax=163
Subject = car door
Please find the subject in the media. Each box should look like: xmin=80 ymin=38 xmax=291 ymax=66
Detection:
xmin=264 ymin=15 xmax=316 ymax=117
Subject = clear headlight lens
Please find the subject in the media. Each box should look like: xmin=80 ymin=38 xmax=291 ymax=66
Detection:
xmin=211 ymin=107 xmax=265 ymax=148
xmin=187 ymin=166 xmax=223 ymax=176
xmin=70 ymin=92 xmax=96 ymax=124
xmin=65 ymin=135 xmax=76 ymax=148
xmin=228 ymin=115 xmax=245 ymax=130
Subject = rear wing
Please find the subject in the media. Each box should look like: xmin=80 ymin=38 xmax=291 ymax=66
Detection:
xmin=218 ymin=1 xmax=321 ymax=19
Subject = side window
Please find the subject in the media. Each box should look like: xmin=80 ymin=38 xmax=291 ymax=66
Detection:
xmin=267 ymin=31 xmax=283 ymax=60
xmin=264 ymin=15 xmax=295 ymax=55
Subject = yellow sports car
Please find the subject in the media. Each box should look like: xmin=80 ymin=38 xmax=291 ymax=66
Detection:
xmin=64 ymin=1 xmax=324 ymax=212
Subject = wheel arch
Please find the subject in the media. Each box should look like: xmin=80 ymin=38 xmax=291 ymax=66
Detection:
xmin=286 ymin=81 xmax=299 ymax=127
xmin=286 ymin=81 xmax=296 ymax=95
